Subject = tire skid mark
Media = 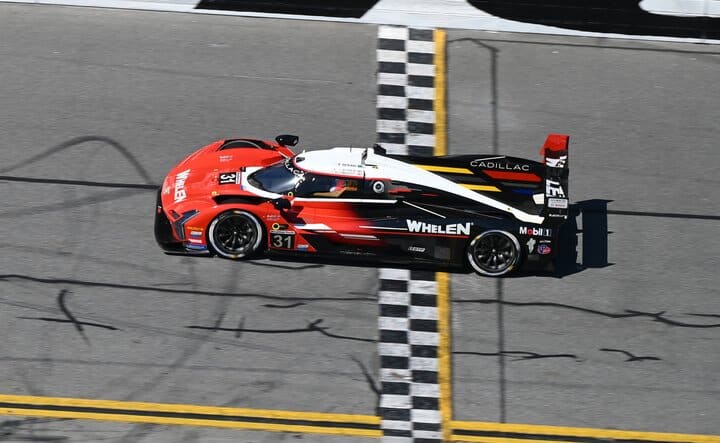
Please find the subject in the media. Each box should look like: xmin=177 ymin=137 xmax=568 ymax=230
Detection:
xmin=0 ymin=274 xmax=376 ymax=302
xmin=16 ymin=290 xmax=119 ymax=342
xmin=0 ymin=136 xmax=153 ymax=185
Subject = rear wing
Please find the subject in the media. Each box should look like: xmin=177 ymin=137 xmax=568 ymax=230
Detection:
xmin=541 ymin=134 xmax=569 ymax=222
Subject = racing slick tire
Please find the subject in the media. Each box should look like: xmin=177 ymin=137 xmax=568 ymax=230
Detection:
xmin=466 ymin=230 xmax=521 ymax=277
xmin=207 ymin=210 xmax=264 ymax=259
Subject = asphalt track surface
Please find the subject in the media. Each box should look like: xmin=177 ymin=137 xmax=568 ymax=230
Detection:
xmin=0 ymin=4 xmax=719 ymax=442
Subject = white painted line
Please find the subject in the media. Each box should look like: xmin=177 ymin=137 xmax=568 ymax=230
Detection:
xmin=380 ymin=316 xmax=410 ymax=331
xmin=379 ymin=343 xmax=411 ymax=357
xmin=411 ymin=382 xmax=441 ymax=397
xmin=382 ymin=420 xmax=412 ymax=430
xmin=409 ymin=305 xmax=439 ymax=320
xmin=379 ymin=268 xmax=411 ymax=280
xmin=379 ymin=291 xmax=410 ymax=305
xmin=409 ymin=331 xmax=440 ymax=346
xmin=413 ymin=430 xmax=443 ymax=439
xmin=406 ymin=40 xmax=435 ymax=53
xmin=377 ymin=49 xmax=407 ymax=63
xmin=380 ymin=394 xmax=412 ymax=409
xmin=407 ymin=85 xmax=436 ymax=99
xmin=407 ymin=109 xmax=436 ymax=123
xmin=411 ymin=409 xmax=442 ymax=423
xmin=408 ymin=279 xmax=437 ymax=294
xmin=407 ymin=63 xmax=436 ymax=76
xmin=377 ymin=119 xmax=408 ymax=133
xmin=378 ymin=72 xmax=409 ymax=86
xmin=377 ymin=95 xmax=409 ymax=109
xmin=407 ymin=133 xmax=435 ymax=146
xmin=410 ymin=356 xmax=439 ymax=371
xmin=381 ymin=368 xmax=411 ymax=381
xmin=378 ymin=25 xmax=409 ymax=40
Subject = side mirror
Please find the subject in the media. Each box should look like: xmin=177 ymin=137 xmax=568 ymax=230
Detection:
xmin=276 ymin=134 xmax=299 ymax=147
xmin=272 ymin=197 xmax=291 ymax=211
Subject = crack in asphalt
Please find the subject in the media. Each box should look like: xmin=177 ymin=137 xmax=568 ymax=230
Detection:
xmin=186 ymin=318 xmax=377 ymax=343
xmin=454 ymin=299 xmax=720 ymax=328
xmin=599 ymin=348 xmax=662 ymax=362
xmin=454 ymin=350 xmax=583 ymax=362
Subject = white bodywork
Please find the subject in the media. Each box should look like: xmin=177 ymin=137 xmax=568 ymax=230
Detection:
xmin=295 ymin=147 xmax=545 ymax=225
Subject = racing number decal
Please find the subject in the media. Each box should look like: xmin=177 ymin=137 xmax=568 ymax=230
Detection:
xmin=270 ymin=231 xmax=295 ymax=249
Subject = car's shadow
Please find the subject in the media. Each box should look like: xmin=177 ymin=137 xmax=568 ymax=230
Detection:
xmin=551 ymin=198 xmax=613 ymax=278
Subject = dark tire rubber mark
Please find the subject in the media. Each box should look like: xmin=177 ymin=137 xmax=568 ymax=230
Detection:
xmin=600 ymin=348 xmax=662 ymax=362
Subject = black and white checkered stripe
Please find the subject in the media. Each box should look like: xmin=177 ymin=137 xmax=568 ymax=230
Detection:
xmin=378 ymin=269 xmax=442 ymax=442
xmin=376 ymin=26 xmax=436 ymax=157
xmin=376 ymin=26 xmax=441 ymax=442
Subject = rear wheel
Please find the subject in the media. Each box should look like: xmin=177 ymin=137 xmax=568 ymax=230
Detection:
xmin=467 ymin=230 xmax=521 ymax=277
xmin=207 ymin=210 xmax=263 ymax=259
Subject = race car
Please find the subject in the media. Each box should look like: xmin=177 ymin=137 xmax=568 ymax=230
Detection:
xmin=155 ymin=134 xmax=569 ymax=276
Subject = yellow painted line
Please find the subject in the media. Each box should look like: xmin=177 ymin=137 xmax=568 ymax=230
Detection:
xmin=433 ymin=27 xmax=454 ymax=443
xmin=434 ymin=28 xmax=447 ymax=157
xmin=451 ymin=421 xmax=720 ymax=443
xmin=0 ymin=408 xmax=381 ymax=437
xmin=415 ymin=164 xmax=473 ymax=174
xmin=461 ymin=184 xmax=501 ymax=192
xmin=0 ymin=394 xmax=380 ymax=438
xmin=0 ymin=394 xmax=377 ymax=424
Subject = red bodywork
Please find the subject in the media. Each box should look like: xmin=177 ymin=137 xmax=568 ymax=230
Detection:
xmin=156 ymin=138 xmax=378 ymax=255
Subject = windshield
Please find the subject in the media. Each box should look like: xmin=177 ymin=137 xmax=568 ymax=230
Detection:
xmin=247 ymin=159 xmax=303 ymax=194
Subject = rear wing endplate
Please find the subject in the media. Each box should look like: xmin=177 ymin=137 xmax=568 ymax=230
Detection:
xmin=541 ymin=134 xmax=569 ymax=222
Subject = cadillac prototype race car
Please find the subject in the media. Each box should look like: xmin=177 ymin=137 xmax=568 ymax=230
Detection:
xmin=155 ymin=134 xmax=569 ymax=276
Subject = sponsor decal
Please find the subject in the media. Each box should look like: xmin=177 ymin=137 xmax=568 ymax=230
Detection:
xmin=297 ymin=244 xmax=309 ymax=250
xmin=537 ymin=244 xmax=552 ymax=255
xmin=265 ymin=214 xmax=280 ymax=221
xmin=546 ymin=155 xmax=567 ymax=168
xmin=547 ymin=198 xmax=568 ymax=209
xmin=271 ymin=223 xmax=289 ymax=230
xmin=173 ymin=169 xmax=191 ymax=203
xmin=526 ymin=238 xmax=537 ymax=254
xmin=406 ymin=220 xmax=471 ymax=235
xmin=219 ymin=171 xmax=240 ymax=185
xmin=219 ymin=155 xmax=233 ymax=162
xmin=188 ymin=238 xmax=204 ymax=244
xmin=519 ymin=226 xmax=552 ymax=237
xmin=189 ymin=230 xmax=203 ymax=238
xmin=408 ymin=246 xmax=426 ymax=253
xmin=470 ymin=159 xmax=530 ymax=171
xmin=546 ymin=179 xmax=566 ymax=198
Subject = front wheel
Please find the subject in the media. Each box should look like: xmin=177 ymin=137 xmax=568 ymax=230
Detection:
xmin=207 ymin=210 xmax=263 ymax=259
xmin=466 ymin=230 xmax=521 ymax=277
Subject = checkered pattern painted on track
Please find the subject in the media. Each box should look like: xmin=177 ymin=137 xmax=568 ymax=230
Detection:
xmin=376 ymin=25 xmax=443 ymax=443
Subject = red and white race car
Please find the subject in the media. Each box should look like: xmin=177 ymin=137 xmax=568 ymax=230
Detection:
xmin=155 ymin=134 xmax=569 ymax=276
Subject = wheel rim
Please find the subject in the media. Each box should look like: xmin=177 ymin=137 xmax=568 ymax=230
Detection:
xmin=212 ymin=213 xmax=258 ymax=256
xmin=468 ymin=231 xmax=519 ymax=275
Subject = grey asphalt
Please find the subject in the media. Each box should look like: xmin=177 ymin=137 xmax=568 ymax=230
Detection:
xmin=0 ymin=4 xmax=719 ymax=442
xmin=447 ymin=32 xmax=720 ymax=433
